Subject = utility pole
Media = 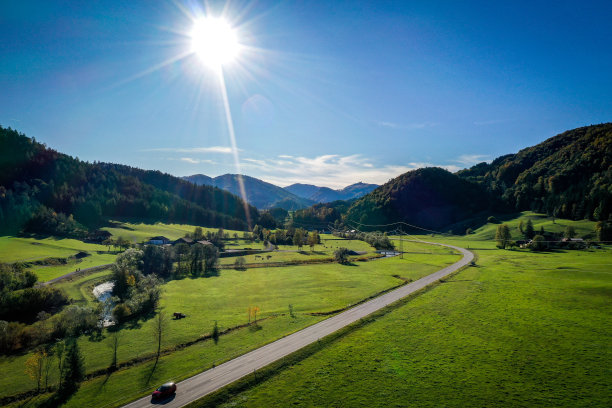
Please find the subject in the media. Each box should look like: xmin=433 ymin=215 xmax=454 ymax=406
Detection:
xmin=399 ymin=227 xmax=403 ymax=259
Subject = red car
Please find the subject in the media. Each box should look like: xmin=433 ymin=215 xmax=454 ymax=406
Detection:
xmin=152 ymin=382 xmax=176 ymax=399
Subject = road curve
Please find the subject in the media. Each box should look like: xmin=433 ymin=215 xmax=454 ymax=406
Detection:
xmin=123 ymin=241 xmax=473 ymax=408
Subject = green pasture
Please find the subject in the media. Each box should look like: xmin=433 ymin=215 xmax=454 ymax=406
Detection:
xmin=216 ymin=240 xmax=612 ymax=407
xmin=0 ymin=242 xmax=460 ymax=403
xmin=29 ymin=253 xmax=116 ymax=282
xmin=100 ymin=221 xmax=245 ymax=244
xmin=0 ymin=236 xmax=116 ymax=281
xmin=464 ymin=211 xmax=597 ymax=241
xmin=219 ymin=236 xmax=381 ymax=266
xmin=0 ymin=236 xmax=109 ymax=263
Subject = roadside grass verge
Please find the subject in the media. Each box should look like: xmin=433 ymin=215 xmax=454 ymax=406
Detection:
xmin=214 ymin=242 xmax=612 ymax=407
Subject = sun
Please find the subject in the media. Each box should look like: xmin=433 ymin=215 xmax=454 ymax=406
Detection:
xmin=190 ymin=17 xmax=240 ymax=68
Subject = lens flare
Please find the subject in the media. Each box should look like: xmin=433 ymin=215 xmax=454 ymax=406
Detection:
xmin=190 ymin=17 xmax=239 ymax=67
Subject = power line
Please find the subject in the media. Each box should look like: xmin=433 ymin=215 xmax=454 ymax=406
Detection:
xmin=346 ymin=219 xmax=455 ymax=236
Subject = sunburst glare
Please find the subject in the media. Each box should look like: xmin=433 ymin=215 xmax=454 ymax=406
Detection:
xmin=190 ymin=17 xmax=240 ymax=68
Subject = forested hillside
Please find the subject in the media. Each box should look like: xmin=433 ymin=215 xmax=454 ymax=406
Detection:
xmin=0 ymin=127 xmax=258 ymax=235
xmin=344 ymin=167 xmax=500 ymax=230
xmin=457 ymin=123 xmax=612 ymax=220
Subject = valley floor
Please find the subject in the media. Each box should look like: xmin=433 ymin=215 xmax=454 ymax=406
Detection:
xmin=212 ymin=239 xmax=612 ymax=407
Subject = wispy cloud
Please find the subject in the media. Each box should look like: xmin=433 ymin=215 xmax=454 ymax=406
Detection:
xmin=378 ymin=121 xmax=401 ymax=129
xmin=179 ymin=157 xmax=215 ymax=164
xmin=240 ymin=154 xmax=458 ymax=189
xmin=144 ymin=146 xmax=235 ymax=154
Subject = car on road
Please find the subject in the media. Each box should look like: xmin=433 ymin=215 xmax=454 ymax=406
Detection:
xmin=152 ymin=382 xmax=176 ymax=400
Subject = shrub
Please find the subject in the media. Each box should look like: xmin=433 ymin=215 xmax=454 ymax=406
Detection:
xmin=531 ymin=235 xmax=547 ymax=251
xmin=334 ymin=248 xmax=350 ymax=264
xmin=112 ymin=304 xmax=131 ymax=324
xmin=487 ymin=216 xmax=499 ymax=224
xmin=234 ymin=257 xmax=246 ymax=271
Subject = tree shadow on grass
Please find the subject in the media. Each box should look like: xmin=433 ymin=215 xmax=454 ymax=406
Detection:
xmin=141 ymin=357 xmax=160 ymax=387
xmin=203 ymin=268 xmax=220 ymax=278
xmin=248 ymin=323 xmax=262 ymax=332
xmin=37 ymin=385 xmax=79 ymax=408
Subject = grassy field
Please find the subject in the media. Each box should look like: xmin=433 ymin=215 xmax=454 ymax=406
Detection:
xmin=212 ymin=233 xmax=611 ymax=406
xmin=0 ymin=236 xmax=116 ymax=282
xmin=219 ymin=235 xmax=381 ymax=266
xmin=0 ymin=239 xmax=460 ymax=406
xmin=100 ymin=221 xmax=244 ymax=244
xmin=462 ymin=211 xmax=597 ymax=241
xmin=0 ymin=236 xmax=110 ymax=263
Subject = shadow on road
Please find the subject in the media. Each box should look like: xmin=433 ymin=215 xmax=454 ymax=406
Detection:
xmin=151 ymin=394 xmax=176 ymax=405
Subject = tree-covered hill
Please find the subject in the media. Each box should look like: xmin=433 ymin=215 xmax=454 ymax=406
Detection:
xmin=0 ymin=127 xmax=258 ymax=235
xmin=344 ymin=167 xmax=500 ymax=231
xmin=457 ymin=123 xmax=612 ymax=220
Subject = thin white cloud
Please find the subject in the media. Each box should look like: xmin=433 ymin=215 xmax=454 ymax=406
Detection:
xmin=378 ymin=121 xmax=401 ymax=129
xmin=240 ymin=154 xmax=460 ymax=189
xmin=144 ymin=146 xmax=235 ymax=154
xmin=179 ymin=157 xmax=216 ymax=164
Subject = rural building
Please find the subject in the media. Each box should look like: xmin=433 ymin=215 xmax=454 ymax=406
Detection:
xmin=173 ymin=237 xmax=194 ymax=245
xmin=148 ymin=236 xmax=170 ymax=245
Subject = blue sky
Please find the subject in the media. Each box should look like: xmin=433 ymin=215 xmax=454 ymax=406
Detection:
xmin=1 ymin=1 xmax=611 ymax=188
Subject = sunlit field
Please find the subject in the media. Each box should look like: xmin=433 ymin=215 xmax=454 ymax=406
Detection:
xmin=0 ymin=235 xmax=460 ymax=407
xmin=207 ymin=222 xmax=612 ymax=408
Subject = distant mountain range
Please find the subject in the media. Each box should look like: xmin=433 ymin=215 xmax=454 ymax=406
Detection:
xmin=2 ymin=123 xmax=608 ymax=237
xmin=183 ymin=174 xmax=315 ymax=210
xmin=183 ymin=175 xmax=378 ymax=210
xmin=285 ymin=182 xmax=378 ymax=203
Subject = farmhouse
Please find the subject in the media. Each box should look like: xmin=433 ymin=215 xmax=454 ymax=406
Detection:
xmin=148 ymin=236 xmax=170 ymax=245
xmin=173 ymin=237 xmax=194 ymax=245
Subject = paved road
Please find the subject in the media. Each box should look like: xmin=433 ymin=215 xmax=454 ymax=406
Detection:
xmin=123 ymin=241 xmax=473 ymax=408
xmin=41 ymin=263 xmax=113 ymax=286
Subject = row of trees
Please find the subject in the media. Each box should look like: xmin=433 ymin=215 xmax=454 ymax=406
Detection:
xmin=110 ymin=249 xmax=162 ymax=323
xmin=333 ymin=230 xmax=394 ymax=251
xmin=250 ymin=225 xmax=321 ymax=250
xmin=24 ymin=338 xmax=84 ymax=397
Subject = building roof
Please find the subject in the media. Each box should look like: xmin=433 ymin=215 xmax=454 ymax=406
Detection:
xmin=174 ymin=237 xmax=194 ymax=244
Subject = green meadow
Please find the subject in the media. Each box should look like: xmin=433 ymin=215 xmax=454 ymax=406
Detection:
xmin=211 ymin=222 xmax=611 ymax=407
xmin=0 ymin=233 xmax=460 ymax=406
xmin=100 ymin=221 xmax=245 ymax=244
xmin=0 ymin=236 xmax=116 ymax=282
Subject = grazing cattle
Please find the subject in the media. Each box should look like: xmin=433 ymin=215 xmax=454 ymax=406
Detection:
xmin=266 ymin=255 xmax=272 ymax=260
xmin=173 ymin=312 xmax=186 ymax=319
